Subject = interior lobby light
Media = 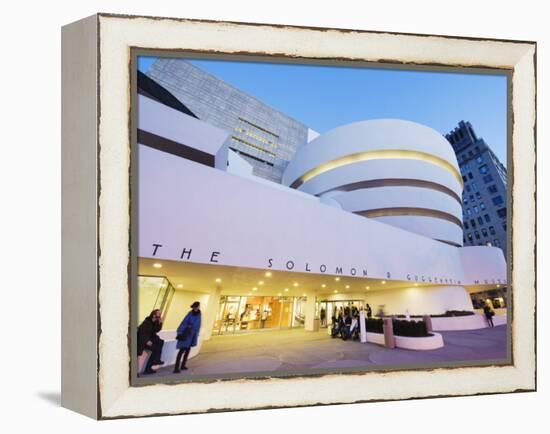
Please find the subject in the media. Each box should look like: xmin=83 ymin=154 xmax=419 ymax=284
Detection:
xmin=321 ymin=284 xmax=326 ymax=288
xmin=252 ymin=287 xmax=258 ymax=291
xmin=265 ymin=272 xmax=272 ymax=277
xmin=293 ymin=282 xmax=299 ymax=287
xmin=176 ymin=284 xmax=183 ymax=288
xmin=277 ymin=292 xmax=282 ymax=296
xmin=215 ymin=278 xmax=222 ymax=283
xmin=334 ymin=290 xmax=338 ymax=293
xmin=153 ymin=263 xmax=162 ymax=269
xmin=381 ymin=280 xmax=386 ymax=284
xmin=259 ymin=281 xmax=264 ymax=285
xmin=284 ymin=288 xmax=289 ymax=292
xmin=345 ymin=285 xmax=350 ymax=289
xmin=335 ymin=277 xmax=340 ymax=281
xmin=414 ymin=283 xmax=419 ymax=286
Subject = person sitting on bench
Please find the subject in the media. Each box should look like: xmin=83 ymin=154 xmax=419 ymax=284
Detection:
xmin=137 ymin=309 xmax=165 ymax=375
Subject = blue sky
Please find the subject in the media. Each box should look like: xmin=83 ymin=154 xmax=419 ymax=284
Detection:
xmin=138 ymin=56 xmax=507 ymax=165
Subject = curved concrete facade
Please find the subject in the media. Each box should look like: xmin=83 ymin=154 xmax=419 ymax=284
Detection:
xmin=283 ymin=119 xmax=463 ymax=246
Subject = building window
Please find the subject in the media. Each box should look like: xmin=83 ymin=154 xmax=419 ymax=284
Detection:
xmin=502 ymin=222 xmax=507 ymax=231
xmin=469 ymin=150 xmax=474 ymax=157
xmin=474 ymin=205 xmax=479 ymax=213
xmin=497 ymin=208 xmax=507 ymax=218
xmin=482 ymin=228 xmax=488 ymax=237
xmin=493 ymin=238 xmax=500 ymax=247
xmin=480 ymin=202 xmax=486 ymax=210
xmin=477 ymin=216 xmax=483 ymax=225
xmin=468 ymin=172 xmax=473 ymax=179
xmin=470 ymin=219 xmax=476 ymax=228
xmin=492 ymin=195 xmax=504 ymax=206
xmin=464 ymin=197 xmax=469 ymax=205
xmin=462 ymin=175 xmax=467 ymax=183
xmin=489 ymin=226 xmax=496 ymax=235
xmin=484 ymin=214 xmax=491 ymax=223
xmin=471 ymin=181 xmax=478 ymax=191
xmin=469 ymin=194 xmax=475 ymax=202
xmin=466 ymin=208 xmax=472 ymax=216
xmin=479 ymin=164 xmax=489 ymax=174
xmin=467 ymin=234 xmax=473 ymax=244
xmin=464 ymin=221 xmax=469 ymax=230
xmin=483 ymin=174 xmax=494 ymax=184
xmin=466 ymin=184 xmax=471 ymax=192
xmin=488 ymin=184 xmax=498 ymax=194
xmin=476 ymin=155 xmax=483 ymax=164
xmin=476 ymin=191 xmax=482 ymax=199
xmin=475 ymin=231 xmax=480 ymax=240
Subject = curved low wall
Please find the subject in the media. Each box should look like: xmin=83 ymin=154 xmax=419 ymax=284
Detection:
xmin=366 ymin=331 xmax=444 ymax=350
xmin=431 ymin=313 xmax=507 ymax=331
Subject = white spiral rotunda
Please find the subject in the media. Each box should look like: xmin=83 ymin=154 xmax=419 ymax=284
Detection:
xmin=282 ymin=119 xmax=464 ymax=247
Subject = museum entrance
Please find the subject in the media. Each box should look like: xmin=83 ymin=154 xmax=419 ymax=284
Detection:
xmin=317 ymin=299 xmax=364 ymax=328
xmin=213 ymin=295 xmax=307 ymax=335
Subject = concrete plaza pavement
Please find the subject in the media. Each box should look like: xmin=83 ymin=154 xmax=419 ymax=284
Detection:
xmin=153 ymin=325 xmax=508 ymax=378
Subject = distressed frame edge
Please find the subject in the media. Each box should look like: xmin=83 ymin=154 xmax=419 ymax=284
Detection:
xmin=92 ymin=14 xmax=536 ymax=419
xmin=61 ymin=13 xmax=101 ymax=420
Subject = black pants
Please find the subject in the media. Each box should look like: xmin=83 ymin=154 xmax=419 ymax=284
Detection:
xmin=144 ymin=337 xmax=164 ymax=372
xmin=486 ymin=316 xmax=494 ymax=327
xmin=174 ymin=347 xmax=191 ymax=370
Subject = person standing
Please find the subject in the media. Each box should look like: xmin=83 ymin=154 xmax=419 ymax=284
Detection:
xmin=173 ymin=301 xmax=202 ymax=373
xmin=137 ymin=309 xmax=164 ymax=375
xmin=483 ymin=304 xmax=495 ymax=328
xmin=365 ymin=303 xmax=372 ymax=319
xmin=320 ymin=308 xmax=326 ymax=327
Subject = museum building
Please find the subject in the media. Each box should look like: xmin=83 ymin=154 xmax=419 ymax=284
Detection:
xmin=135 ymin=59 xmax=508 ymax=361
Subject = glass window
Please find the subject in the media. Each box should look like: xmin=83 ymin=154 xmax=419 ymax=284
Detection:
xmin=469 ymin=194 xmax=475 ymax=202
xmin=462 ymin=175 xmax=467 ymax=183
xmin=470 ymin=219 xmax=476 ymax=228
xmin=474 ymin=231 xmax=480 ymax=240
xmin=502 ymin=222 xmax=507 ymax=231
xmin=464 ymin=221 xmax=469 ymax=230
xmin=483 ymin=174 xmax=494 ymax=184
xmin=488 ymin=184 xmax=498 ymax=194
xmin=466 ymin=184 xmax=471 ymax=192
xmin=479 ymin=164 xmax=489 ymax=174
xmin=492 ymin=196 xmax=504 ymax=206
xmin=489 ymin=226 xmax=496 ymax=235
xmin=476 ymin=192 xmax=482 ymax=199
xmin=468 ymin=172 xmax=473 ymax=179
xmin=477 ymin=217 xmax=483 ymax=225
xmin=494 ymin=238 xmax=500 ymax=247
xmin=480 ymin=202 xmax=486 ymax=210
xmin=474 ymin=206 xmax=479 ymax=213
xmin=467 ymin=233 xmax=473 ymax=243
xmin=476 ymin=155 xmax=483 ymax=164
xmin=466 ymin=208 xmax=472 ymax=216
xmin=482 ymin=228 xmax=488 ymax=237
xmin=497 ymin=208 xmax=507 ymax=218
xmin=464 ymin=197 xmax=468 ymax=205
xmin=484 ymin=214 xmax=491 ymax=223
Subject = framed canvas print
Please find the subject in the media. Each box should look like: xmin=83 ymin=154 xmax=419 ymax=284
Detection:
xmin=61 ymin=13 xmax=536 ymax=419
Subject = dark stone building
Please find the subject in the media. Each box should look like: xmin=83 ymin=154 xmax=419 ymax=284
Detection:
xmin=446 ymin=121 xmax=508 ymax=258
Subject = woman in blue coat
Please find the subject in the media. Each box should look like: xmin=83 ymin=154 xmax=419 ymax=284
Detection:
xmin=173 ymin=301 xmax=202 ymax=373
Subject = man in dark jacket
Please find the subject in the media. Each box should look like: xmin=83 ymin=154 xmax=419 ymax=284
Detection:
xmin=137 ymin=309 xmax=164 ymax=374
